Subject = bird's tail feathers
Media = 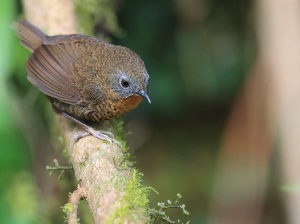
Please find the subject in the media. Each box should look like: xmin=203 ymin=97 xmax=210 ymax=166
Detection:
xmin=12 ymin=20 xmax=46 ymax=52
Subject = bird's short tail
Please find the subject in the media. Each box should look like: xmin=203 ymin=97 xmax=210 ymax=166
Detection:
xmin=12 ymin=20 xmax=46 ymax=52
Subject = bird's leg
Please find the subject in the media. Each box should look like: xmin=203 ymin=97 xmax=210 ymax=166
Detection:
xmin=61 ymin=112 xmax=122 ymax=148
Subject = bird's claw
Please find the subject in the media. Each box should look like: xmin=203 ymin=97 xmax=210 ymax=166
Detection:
xmin=92 ymin=131 xmax=122 ymax=148
xmin=99 ymin=131 xmax=115 ymax=138
xmin=69 ymin=132 xmax=90 ymax=149
xmin=69 ymin=130 xmax=122 ymax=149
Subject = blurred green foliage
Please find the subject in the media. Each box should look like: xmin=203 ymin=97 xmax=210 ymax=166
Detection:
xmin=0 ymin=1 xmax=36 ymax=223
xmin=73 ymin=0 xmax=121 ymax=39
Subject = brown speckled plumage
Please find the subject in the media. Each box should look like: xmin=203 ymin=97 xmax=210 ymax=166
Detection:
xmin=13 ymin=20 xmax=150 ymax=122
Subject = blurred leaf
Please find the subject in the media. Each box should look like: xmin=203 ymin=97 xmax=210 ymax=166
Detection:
xmin=0 ymin=1 xmax=39 ymax=223
xmin=281 ymin=184 xmax=300 ymax=194
xmin=4 ymin=172 xmax=45 ymax=224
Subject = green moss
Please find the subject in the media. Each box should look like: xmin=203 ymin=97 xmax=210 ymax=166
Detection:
xmin=79 ymin=152 xmax=89 ymax=168
xmin=62 ymin=203 xmax=81 ymax=224
xmin=79 ymin=162 xmax=85 ymax=168
xmin=94 ymin=187 xmax=101 ymax=195
xmin=46 ymin=159 xmax=73 ymax=179
xmin=108 ymin=120 xmax=189 ymax=223
xmin=110 ymin=119 xmax=131 ymax=152
xmin=58 ymin=136 xmax=64 ymax=146
xmin=103 ymin=139 xmax=110 ymax=145
xmin=62 ymin=148 xmax=72 ymax=165
xmin=106 ymin=119 xmax=158 ymax=223
xmin=107 ymin=169 xmax=157 ymax=224
xmin=62 ymin=148 xmax=68 ymax=158
xmin=62 ymin=202 xmax=73 ymax=214
xmin=60 ymin=135 xmax=72 ymax=163
xmin=113 ymin=153 xmax=130 ymax=171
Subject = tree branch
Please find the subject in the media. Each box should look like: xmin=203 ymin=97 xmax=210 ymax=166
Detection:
xmin=67 ymin=185 xmax=87 ymax=224
xmin=22 ymin=0 xmax=150 ymax=223
xmin=57 ymin=116 xmax=149 ymax=223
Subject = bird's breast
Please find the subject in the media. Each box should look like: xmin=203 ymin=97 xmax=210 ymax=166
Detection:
xmin=85 ymin=95 xmax=143 ymax=121
xmin=117 ymin=95 xmax=143 ymax=115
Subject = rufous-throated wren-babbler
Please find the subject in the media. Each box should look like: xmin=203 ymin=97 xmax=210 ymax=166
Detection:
xmin=13 ymin=20 xmax=150 ymax=147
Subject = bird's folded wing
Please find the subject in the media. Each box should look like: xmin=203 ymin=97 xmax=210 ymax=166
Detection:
xmin=26 ymin=35 xmax=93 ymax=105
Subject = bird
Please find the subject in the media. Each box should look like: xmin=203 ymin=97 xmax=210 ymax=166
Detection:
xmin=13 ymin=20 xmax=151 ymax=147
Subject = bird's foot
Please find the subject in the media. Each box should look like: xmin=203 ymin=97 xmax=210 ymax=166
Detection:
xmin=62 ymin=112 xmax=122 ymax=148
xmin=69 ymin=128 xmax=122 ymax=149
xmin=69 ymin=132 xmax=90 ymax=149
xmin=86 ymin=126 xmax=122 ymax=147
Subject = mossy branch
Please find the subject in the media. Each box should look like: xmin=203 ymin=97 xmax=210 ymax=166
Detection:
xmin=56 ymin=115 xmax=152 ymax=223
xmin=23 ymin=0 xmax=152 ymax=223
xmin=62 ymin=185 xmax=87 ymax=224
xmin=22 ymin=1 xmax=190 ymax=223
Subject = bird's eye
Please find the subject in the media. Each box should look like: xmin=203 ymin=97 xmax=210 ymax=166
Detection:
xmin=121 ymin=80 xmax=129 ymax=87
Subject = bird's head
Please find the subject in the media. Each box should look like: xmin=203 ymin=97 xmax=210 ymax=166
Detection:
xmin=105 ymin=46 xmax=151 ymax=103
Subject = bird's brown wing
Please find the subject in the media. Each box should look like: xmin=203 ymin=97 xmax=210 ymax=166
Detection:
xmin=26 ymin=34 xmax=103 ymax=106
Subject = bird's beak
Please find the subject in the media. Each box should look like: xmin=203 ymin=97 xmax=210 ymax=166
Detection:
xmin=137 ymin=90 xmax=151 ymax=103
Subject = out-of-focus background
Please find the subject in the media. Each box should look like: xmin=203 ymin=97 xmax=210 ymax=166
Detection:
xmin=2 ymin=0 xmax=300 ymax=223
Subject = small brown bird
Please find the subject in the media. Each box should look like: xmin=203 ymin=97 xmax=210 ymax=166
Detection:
xmin=13 ymin=20 xmax=150 ymax=146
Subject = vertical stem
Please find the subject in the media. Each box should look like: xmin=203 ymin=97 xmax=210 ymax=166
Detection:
xmin=256 ymin=0 xmax=300 ymax=223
